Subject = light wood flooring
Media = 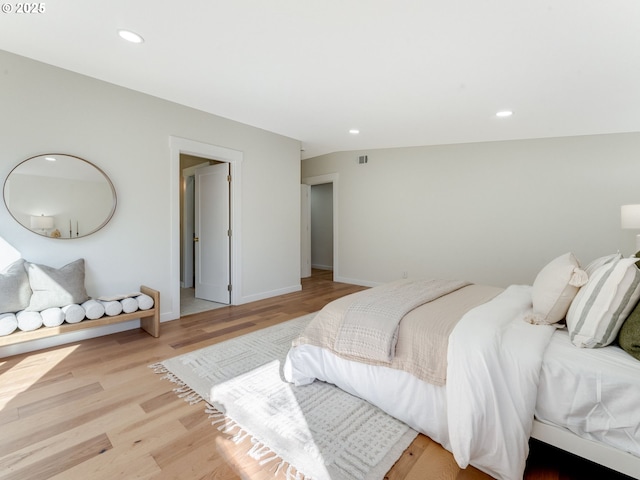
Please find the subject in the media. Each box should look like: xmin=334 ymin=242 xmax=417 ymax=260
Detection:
xmin=0 ymin=270 xmax=633 ymax=479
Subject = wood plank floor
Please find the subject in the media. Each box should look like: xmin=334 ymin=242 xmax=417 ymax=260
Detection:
xmin=0 ymin=270 xmax=633 ymax=479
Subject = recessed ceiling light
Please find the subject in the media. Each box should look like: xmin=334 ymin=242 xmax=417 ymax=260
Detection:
xmin=496 ymin=110 xmax=513 ymax=118
xmin=349 ymin=129 xmax=360 ymax=135
xmin=118 ymin=29 xmax=144 ymax=44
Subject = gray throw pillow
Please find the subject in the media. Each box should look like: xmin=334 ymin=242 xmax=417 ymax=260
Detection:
xmin=0 ymin=258 xmax=32 ymax=313
xmin=26 ymin=258 xmax=90 ymax=311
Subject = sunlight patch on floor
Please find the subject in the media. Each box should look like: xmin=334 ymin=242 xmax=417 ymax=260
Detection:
xmin=0 ymin=344 xmax=80 ymax=410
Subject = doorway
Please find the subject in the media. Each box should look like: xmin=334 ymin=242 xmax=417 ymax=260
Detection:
xmin=310 ymin=183 xmax=334 ymax=276
xmin=170 ymin=136 xmax=243 ymax=320
xmin=180 ymin=156 xmax=229 ymax=314
xmin=301 ymin=173 xmax=339 ymax=283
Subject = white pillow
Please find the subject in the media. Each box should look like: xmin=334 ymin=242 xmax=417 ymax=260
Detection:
xmin=567 ymin=256 xmax=640 ymax=348
xmin=0 ymin=312 xmax=18 ymax=336
xmin=41 ymin=307 xmax=64 ymax=327
xmin=16 ymin=310 xmax=43 ymax=331
xmin=524 ymin=252 xmax=588 ymax=325
xmin=62 ymin=304 xmax=86 ymax=324
xmin=136 ymin=294 xmax=154 ymax=310
xmin=583 ymin=253 xmax=621 ymax=277
xmin=82 ymin=299 xmax=105 ymax=320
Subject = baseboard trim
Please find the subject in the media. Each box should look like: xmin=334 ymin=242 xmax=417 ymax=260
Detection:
xmin=333 ymin=276 xmax=380 ymax=288
xmin=238 ymin=284 xmax=302 ymax=305
xmin=311 ymin=264 xmax=334 ymax=271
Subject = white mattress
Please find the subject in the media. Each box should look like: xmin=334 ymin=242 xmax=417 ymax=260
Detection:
xmin=536 ymin=328 xmax=640 ymax=457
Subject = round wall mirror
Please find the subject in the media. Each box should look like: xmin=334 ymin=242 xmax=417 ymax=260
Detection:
xmin=3 ymin=154 xmax=117 ymax=238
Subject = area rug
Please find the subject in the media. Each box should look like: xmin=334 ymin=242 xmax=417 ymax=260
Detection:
xmin=151 ymin=313 xmax=417 ymax=480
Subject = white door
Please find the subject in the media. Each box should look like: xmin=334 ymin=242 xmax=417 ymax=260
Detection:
xmin=195 ymin=163 xmax=230 ymax=304
xmin=301 ymin=184 xmax=311 ymax=278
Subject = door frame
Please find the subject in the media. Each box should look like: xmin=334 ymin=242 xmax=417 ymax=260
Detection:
xmin=170 ymin=136 xmax=242 ymax=314
xmin=302 ymin=173 xmax=339 ymax=281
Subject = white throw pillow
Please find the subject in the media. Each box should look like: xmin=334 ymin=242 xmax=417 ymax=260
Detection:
xmin=583 ymin=253 xmax=621 ymax=277
xmin=524 ymin=252 xmax=588 ymax=325
xmin=0 ymin=312 xmax=18 ymax=336
xmin=567 ymin=256 xmax=640 ymax=348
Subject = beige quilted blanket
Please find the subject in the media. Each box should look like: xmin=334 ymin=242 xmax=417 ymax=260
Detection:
xmin=334 ymin=278 xmax=470 ymax=362
xmin=293 ymin=283 xmax=503 ymax=385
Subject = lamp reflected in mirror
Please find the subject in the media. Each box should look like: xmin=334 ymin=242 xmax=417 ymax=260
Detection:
xmin=30 ymin=214 xmax=54 ymax=235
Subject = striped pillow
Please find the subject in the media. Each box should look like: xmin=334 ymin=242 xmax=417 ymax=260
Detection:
xmin=567 ymin=257 xmax=640 ymax=348
xmin=583 ymin=253 xmax=620 ymax=277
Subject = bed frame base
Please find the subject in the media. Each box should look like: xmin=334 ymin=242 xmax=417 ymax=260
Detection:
xmin=531 ymin=420 xmax=639 ymax=479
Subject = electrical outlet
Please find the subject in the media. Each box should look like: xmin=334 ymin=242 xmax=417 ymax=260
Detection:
xmin=402 ymin=271 xmax=408 ymax=279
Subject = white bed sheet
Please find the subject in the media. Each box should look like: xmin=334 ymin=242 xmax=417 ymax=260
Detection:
xmin=284 ymin=341 xmax=451 ymax=447
xmin=536 ymin=328 xmax=640 ymax=457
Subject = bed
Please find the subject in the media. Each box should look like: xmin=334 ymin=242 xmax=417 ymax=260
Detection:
xmin=283 ymin=253 xmax=640 ymax=480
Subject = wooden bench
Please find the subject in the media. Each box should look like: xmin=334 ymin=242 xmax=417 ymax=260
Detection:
xmin=0 ymin=285 xmax=160 ymax=348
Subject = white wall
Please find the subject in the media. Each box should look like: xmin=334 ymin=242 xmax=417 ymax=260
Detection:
xmin=302 ymin=133 xmax=640 ymax=287
xmin=0 ymin=50 xmax=301 ymax=355
xmin=310 ymin=183 xmax=333 ymax=269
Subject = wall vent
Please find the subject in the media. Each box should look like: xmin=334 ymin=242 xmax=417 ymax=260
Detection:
xmin=358 ymin=155 xmax=368 ymax=164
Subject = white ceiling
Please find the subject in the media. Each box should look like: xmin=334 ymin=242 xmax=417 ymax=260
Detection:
xmin=1 ymin=0 xmax=639 ymax=159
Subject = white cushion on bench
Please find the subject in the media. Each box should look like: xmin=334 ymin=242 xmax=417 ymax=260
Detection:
xmin=42 ymin=307 xmax=64 ymax=327
xmin=17 ymin=311 xmax=43 ymax=331
xmin=0 ymin=313 xmax=18 ymax=336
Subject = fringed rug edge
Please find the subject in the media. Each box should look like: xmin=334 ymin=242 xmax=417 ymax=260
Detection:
xmin=149 ymin=362 xmax=307 ymax=479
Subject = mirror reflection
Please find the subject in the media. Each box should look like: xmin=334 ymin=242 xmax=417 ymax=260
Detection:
xmin=3 ymin=154 xmax=116 ymax=238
